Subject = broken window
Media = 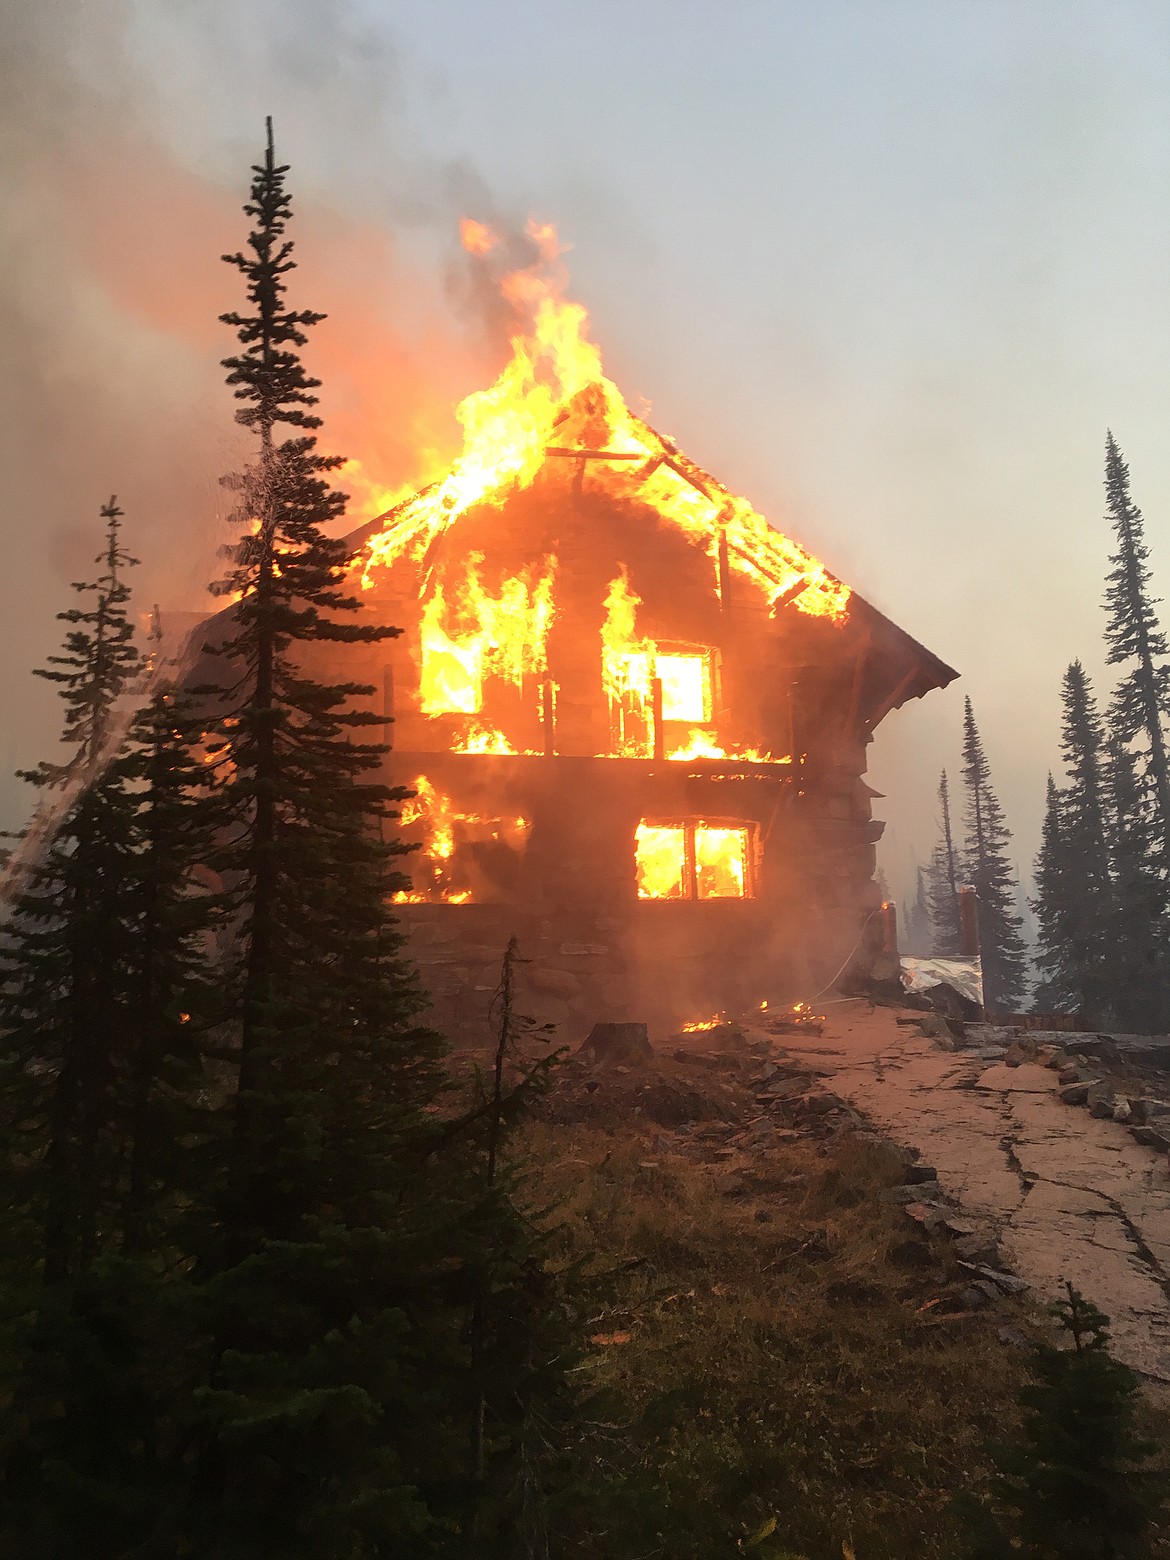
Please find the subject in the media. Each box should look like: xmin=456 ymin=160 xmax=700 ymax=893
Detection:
xmin=634 ymin=820 xmax=753 ymax=901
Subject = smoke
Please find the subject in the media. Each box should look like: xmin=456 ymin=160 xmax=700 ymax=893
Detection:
xmin=0 ymin=0 xmax=511 ymax=833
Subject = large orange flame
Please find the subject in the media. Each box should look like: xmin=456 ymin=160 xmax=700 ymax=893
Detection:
xmin=358 ymin=221 xmax=850 ymax=625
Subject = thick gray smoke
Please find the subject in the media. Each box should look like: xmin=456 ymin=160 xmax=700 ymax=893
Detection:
xmin=0 ymin=0 xmax=520 ymax=835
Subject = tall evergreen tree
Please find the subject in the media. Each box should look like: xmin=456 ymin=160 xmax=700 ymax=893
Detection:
xmin=1032 ymin=775 xmax=1077 ymax=1014
xmin=0 ymin=501 xmax=143 ymax=1280
xmin=183 ymin=121 xmax=555 ymax=1555
xmin=1102 ymin=431 xmax=1170 ymax=868
xmin=1032 ymin=664 xmax=1116 ymax=1023
xmin=960 ymin=699 xmax=1029 ymax=1012
xmin=925 ymin=769 xmax=963 ymax=956
xmin=1103 ymin=738 xmax=1170 ymax=1032
xmin=903 ymin=866 xmax=931 ymax=956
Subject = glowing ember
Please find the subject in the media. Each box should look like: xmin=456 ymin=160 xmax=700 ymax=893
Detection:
xmin=680 ymin=1015 xmax=726 ymax=1033
xmin=766 ymin=1000 xmax=827 ymax=1033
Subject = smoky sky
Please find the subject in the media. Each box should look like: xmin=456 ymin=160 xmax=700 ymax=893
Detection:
xmin=3 ymin=0 xmax=1170 ymax=911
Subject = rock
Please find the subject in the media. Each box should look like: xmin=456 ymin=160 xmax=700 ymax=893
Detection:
xmin=1058 ymin=1064 xmax=1081 ymax=1086
xmin=881 ymin=1182 xmax=945 ymax=1206
xmin=943 ymin=1216 xmax=977 ymax=1237
xmin=1004 ymin=1039 xmax=1034 ymax=1068
xmin=1059 ymin=1083 xmax=1089 ymax=1107
xmin=808 ymin=1092 xmax=847 ymax=1114
xmin=1113 ymin=1099 xmax=1133 ymax=1125
xmin=958 ymin=1280 xmax=1001 ymax=1309
xmin=1131 ymin=1124 xmax=1170 ymax=1153
xmin=903 ymin=1201 xmax=946 ymax=1232
xmin=954 ymin=1233 xmax=1001 ymax=1265
xmin=959 ymin=1261 xmax=1029 ymax=1295
xmin=903 ymin=1162 xmax=939 ymax=1185
xmin=715 ymin=1171 xmax=744 ymax=1196
xmin=1090 ymin=1098 xmax=1114 ymax=1120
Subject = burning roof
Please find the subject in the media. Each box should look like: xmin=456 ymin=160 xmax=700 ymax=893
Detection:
xmin=344 ymin=218 xmax=954 ymax=725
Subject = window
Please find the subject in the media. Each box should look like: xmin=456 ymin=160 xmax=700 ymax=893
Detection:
xmin=635 ymin=820 xmax=754 ymax=901
xmin=656 ymin=651 xmax=712 ymax=723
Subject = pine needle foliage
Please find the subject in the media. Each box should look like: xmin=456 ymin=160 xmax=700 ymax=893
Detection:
xmin=960 ymin=700 xmax=1029 ymax=1012
xmin=0 ymin=502 xmax=144 ymax=1281
xmin=925 ymin=769 xmax=963 ymax=956
xmin=1031 ymin=665 xmax=1116 ymax=1024
xmin=182 ymin=121 xmax=566 ymax=1557
xmin=959 ymin=1285 xmax=1166 ymax=1559
xmin=1102 ymin=432 xmax=1170 ymax=870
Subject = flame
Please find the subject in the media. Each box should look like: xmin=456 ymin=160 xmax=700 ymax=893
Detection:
xmin=635 ymin=820 xmax=751 ymax=900
xmin=680 ymin=1015 xmax=726 ymax=1033
xmin=359 ymin=222 xmax=850 ymax=626
xmin=634 ymin=823 xmax=687 ymax=900
xmin=602 ymin=566 xmax=655 ymax=756
xmin=459 ymin=217 xmax=497 ymax=256
xmin=394 ymin=775 xmax=531 ymax=903
xmin=419 ymin=553 xmax=557 ymax=716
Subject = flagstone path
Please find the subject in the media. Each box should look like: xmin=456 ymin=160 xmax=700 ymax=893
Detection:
xmin=764 ymin=1005 xmax=1170 ymax=1383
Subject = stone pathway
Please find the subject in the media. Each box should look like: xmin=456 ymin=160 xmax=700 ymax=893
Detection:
xmin=766 ymin=1005 xmax=1170 ymax=1382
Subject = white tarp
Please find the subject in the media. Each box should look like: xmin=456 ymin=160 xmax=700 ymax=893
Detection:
xmin=900 ymin=956 xmax=984 ymax=1005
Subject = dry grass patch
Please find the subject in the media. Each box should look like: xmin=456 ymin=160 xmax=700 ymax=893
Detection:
xmin=519 ymin=1119 xmax=1029 ymax=1559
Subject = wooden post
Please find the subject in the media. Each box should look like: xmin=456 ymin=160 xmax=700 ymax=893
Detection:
xmin=651 ymin=677 xmax=664 ymax=761
xmin=880 ymin=899 xmax=898 ymax=956
xmin=541 ymin=678 xmax=557 ymax=758
xmin=958 ymin=884 xmax=980 ymax=957
xmin=717 ymin=529 xmax=732 ymax=613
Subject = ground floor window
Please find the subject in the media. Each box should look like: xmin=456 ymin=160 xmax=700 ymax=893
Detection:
xmin=634 ymin=819 xmax=754 ymax=900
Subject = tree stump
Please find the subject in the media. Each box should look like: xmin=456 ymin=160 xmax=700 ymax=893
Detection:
xmin=579 ymin=1022 xmax=654 ymax=1067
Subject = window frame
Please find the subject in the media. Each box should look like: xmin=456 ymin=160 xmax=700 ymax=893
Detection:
xmin=634 ymin=816 xmax=757 ymax=902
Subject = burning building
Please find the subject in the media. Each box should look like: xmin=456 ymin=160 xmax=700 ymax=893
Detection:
xmin=316 ymin=222 xmax=958 ymax=1039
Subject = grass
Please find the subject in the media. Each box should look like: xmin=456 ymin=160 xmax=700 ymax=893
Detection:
xmin=516 ymin=1116 xmax=1035 ymax=1560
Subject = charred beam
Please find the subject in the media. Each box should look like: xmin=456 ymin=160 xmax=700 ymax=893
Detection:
xmin=717 ymin=529 xmax=732 ymax=614
xmin=545 ymin=447 xmax=645 ymax=460
xmin=770 ymin=576 xmax=810 ymax=615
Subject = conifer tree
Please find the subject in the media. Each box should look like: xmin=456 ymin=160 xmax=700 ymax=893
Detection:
xmin=0 ymin=500 xmax=143 ymax=1280
xmin=960 ymin=1286 xmax=1165 ymax=1558
xmin=925 ymin=769 xmax=963 ymax=956
xmin=903 ymin=866 xmax=930 ymax=956
xmin=960 ymin=700 xmax=1029 ymax=1012
xmin=1032 ymin=664 xmax=1116 ymax=1023
xmin=1032 ymin=775 xmax=1077 ymax=1014
xmin=1104 ymin=738 xmax=1170 ymax=1032
xmin=1102 ymin=432 xmax=1170 ymax=869
xmin=184 ymin=121 xmax=555 ymax=1555
xmin=114 ymin=631 xmax=226 ymax=1254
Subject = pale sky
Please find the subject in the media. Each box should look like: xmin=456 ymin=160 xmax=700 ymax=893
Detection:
xmin=3 ymin=0 xmax=1169 ymax=910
